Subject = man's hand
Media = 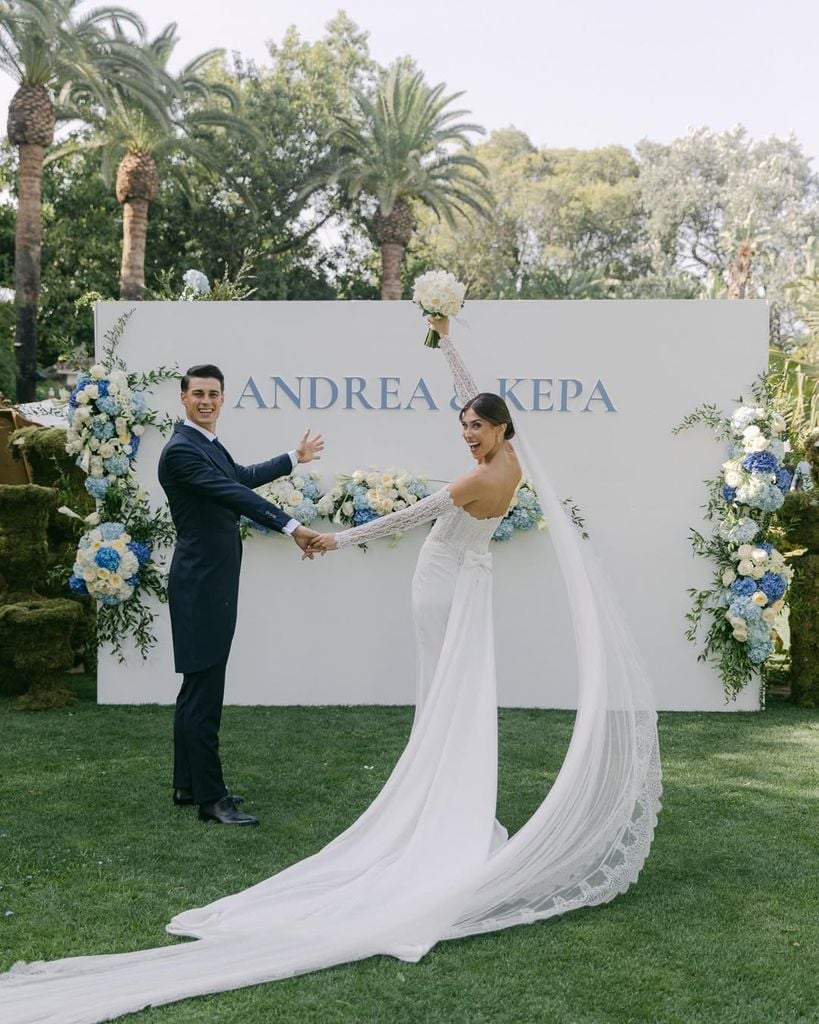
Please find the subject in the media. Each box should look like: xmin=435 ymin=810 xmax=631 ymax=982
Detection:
xmin=295 ymin=429 xmax=324 ymax=464
xmin=292 ymin=524 xmax=319 ymax=559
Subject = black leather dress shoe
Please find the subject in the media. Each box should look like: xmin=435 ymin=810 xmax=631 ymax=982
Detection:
xmin=198 ymin=795 xmax=259 ymax=826
xmin=174 ymin=788 xmax=244 ymax=806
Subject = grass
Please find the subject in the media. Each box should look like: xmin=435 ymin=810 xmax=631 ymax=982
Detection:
xmin=1 ymin=676 xmax=818 ymax=1024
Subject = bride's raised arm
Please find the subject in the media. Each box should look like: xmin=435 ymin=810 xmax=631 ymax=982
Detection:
xmin=435 ymin=322 xmax=479 ymax=408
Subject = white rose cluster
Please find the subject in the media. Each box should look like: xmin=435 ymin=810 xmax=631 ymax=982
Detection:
xmin=412 ymin=270 xmax=466 ymax=318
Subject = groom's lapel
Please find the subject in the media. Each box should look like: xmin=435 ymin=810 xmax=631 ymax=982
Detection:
xmin=177 ymin=423 xmax=238 ymax=480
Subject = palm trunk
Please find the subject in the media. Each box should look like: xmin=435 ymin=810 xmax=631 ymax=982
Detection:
xmin=14 ymin=143 xmax=45 ymax=401
xmin=119 ymin=198 xmax=150 ymax=300
xmin=380 ymin=243 xmax=404 ymax=300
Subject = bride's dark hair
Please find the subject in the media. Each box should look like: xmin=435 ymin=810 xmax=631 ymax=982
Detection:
xmin=459 ymin=393 xmax=515 ymax=440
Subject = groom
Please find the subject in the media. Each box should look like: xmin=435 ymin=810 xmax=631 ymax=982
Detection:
xmin=158 ymin=364 xmax=323 ymax=826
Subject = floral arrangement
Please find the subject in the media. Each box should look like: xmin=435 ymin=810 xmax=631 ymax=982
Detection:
xmin=60 ymin=311 xmax=177 ymax=659
xmin=492 ymin=479 xmax=547 ymax=541
xmin=316 ymin=469 xmax=430 ymax=542
xmin=65 ymin=365 xmax=149 ymax=501
xmin=181 ymin=268 xmax=211 ymax=299
xmin=69 ymin=520 xmax=153 ymax=606
xmin=243 ymin=472 xmax=323 ymax=535
xmin=412 ymin=270 xmax=466 ymax=348
xmin=675 ymin=382 xmax=801 ymax=699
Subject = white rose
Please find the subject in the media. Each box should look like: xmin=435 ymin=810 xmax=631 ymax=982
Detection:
xmin=352 ymin=470 xmax=366 ymax=484
xmin=751 ymin=548 xmax=768 ymax=564
xmin=732 ymin=628 xmax=748 ymax=642
xmin=288 ymin=491 xmax=302 ymax=506
xmin=742 ymin=425 xmax=761 ymax=439
xmin=407 ymin=494 xmax=418 ymax=504
xmin=737 ymin=559 xmax=754 ymax=575
xmin=751 ymin=591 xmax=768 ymax=606
xmin=90 ymin=364 xmax=106 ymax=380
xmin=761 ymin=608 xmax=777 ymax=623
xmin=84 ymin=384 xmax=99 ymax=400
xmin=724 ymin=470 xmax=743 ymax=487
xmin=748 ymin=436 xmax=769 ymax=452
xmin=99 ymin=443 xmax=114 ymax=458
xmin=393 ymin=499 xmax=406 ymax=511
xmin=722 ymin=569 xmax=736 ymax=586
xmin=132 ymin=424 xmax=145 ymax=436
xmin=750 ymin=566 xmax=765 ymax=580
xmin=737 ymin=544 xmax=754 ymax=559
xmin=365 ymin=472 xmax=380 ymax=487
xmin=341 ymin=501 xmax=354 ymax=517
xmin=77 ymin=390 xmax=90 ymax=405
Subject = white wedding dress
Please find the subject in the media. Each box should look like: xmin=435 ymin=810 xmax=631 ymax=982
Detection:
xmin=1 ymin=338 xmax=662 ymax=1023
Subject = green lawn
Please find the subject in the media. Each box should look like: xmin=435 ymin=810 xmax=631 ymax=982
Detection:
xmin=1 ymin=678 xmax=817 ymax=1024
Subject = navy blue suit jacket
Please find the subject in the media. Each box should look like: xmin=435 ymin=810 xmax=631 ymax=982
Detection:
xmin=158 ymin=423 xmax=294 ymax=673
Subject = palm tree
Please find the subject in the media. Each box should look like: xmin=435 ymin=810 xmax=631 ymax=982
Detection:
xmin=314 ymin=64 xmax=491 ymax=299
xmin=0 ymin=0 xmax=146 ymax=400
xmin=52 ymin=23 xmax=256 ymax=300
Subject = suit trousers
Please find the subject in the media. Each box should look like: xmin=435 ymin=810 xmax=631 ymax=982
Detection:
xmin=173 ymin=655 xmax=230 ymax=805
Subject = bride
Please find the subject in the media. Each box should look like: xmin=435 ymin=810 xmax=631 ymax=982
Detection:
xmin=1 ymin=321 xmax=661 ymax=1023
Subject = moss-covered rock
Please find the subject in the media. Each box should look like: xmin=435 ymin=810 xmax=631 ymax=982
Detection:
xmin=0 ymin=596 xmax=84 ymax=708
xmin=0 ymin=483 xmax=58 ymax=589
xmin=9 ymin=425 xmax=92 ymax=518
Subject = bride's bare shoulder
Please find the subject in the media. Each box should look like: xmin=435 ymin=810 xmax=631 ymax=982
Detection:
xmin=448 ymin=469 xmax=489 ymax=507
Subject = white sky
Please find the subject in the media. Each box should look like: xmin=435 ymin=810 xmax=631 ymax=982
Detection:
xmin=1 ymin=0 xmax=817 ymax=160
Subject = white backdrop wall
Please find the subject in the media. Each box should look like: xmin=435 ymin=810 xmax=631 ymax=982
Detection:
xmin=96 ymin=299 xmax=768 ymax=711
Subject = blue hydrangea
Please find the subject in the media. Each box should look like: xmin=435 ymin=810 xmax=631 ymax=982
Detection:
xmin=407 ymin=480 xmax=428 ymax=497
xmin=747 ymin=640 xmax=773 ymax=664
xmin=756 ymin=541 xmax=773 ymax=553
xmin=722 ymin=485 xmax=737 ymax=502
xmin=353 ymin=490 xmax=370 ymax=511
xmin=293 ymin=501 xmax=318 ymax=525
xmin=301 ymin=478 xmax=321 ymax=500
xmin=492 ymin=519 xmax=514 ymax=542
xmin=103 ymin=454 xmax=131 ymax=476
xmin=68 ymin=574 xmax=88 ymax=595
xmin=511 ymin=508 xmax=532 ymax=529
xmin=775 ymin=467 xmax=792 ymax=493
xmin=758 ymin=572 xmax=787 ymax=602
xmin=96 ymin=396 xmax=122 ymax=417
xmin=742 ymin=451 xmax=778 ymax=475
xmin=353 ymin=508 xmax=379 ymax=526
xmin=127 ymin=540 xmax=151 ymax=564
xmin=729 ymin=596 xmax=762 ymax=623
xmin=129 ymin=434 xmax=140 ymax=456
xmin=516 ymin=489 xmax=537 ymax=510
xmin=99 ymin=594 xmax=120 ymax=607
xmin=754 ymin=486 xmax=785 ymax=512
xmin=84 ymin=477 xmax=109 ymax=499
xmin=124 ymin=575 xmax=140 ymax=588
xmin=730 ymin=577 xmax=757 ymax=597
xmin=95 ymin=379 xmax=110 ymax=397
xmin=91 ymin=418 xmax=115 ymax=440
xmin=99 ymin=522 xmax=125 ymax=540
xmin=131 ymin=392 xmax=146 ymax=415
xmin=94 ymin=546 xmax=121 ymax=571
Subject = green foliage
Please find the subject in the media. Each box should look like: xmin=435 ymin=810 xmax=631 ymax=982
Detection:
xmin=0 ymin=596 xmax=83 ymax=707
xmin=407 ymin=130 xmax=645 ymax=298
xmin=0 ymin=299 xmax=15 ymax=398
xmin=0 ymin=482 xmax=56 ymax=587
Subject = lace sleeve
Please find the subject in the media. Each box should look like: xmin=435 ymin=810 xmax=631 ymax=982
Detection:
xmin=440 ymin=335 xmax=478 ymax=406
xmin=335 ymin=488 xmax=454 ymax=549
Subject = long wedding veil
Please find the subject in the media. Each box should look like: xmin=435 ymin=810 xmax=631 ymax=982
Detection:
xmin=446 ymin=428 xmax=662 ymax=939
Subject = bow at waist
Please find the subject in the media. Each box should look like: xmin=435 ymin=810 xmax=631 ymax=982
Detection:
xmin=463 ymin=550 xmax=493 ymax=573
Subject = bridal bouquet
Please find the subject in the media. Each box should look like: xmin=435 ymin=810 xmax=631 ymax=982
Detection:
xmin=412 ymin=270 xmax=466 ymax=348
xmin=492 ymin=479 xmax=546 ymax=542
xmin=317 ymin=469 xmax=430 ymax=530
xmin=64 ymin=364 xmax=149 ymax=501
xmin=244 ymin=473 xmax=323 ymax=534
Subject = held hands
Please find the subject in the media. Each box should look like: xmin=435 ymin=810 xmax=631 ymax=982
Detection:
xmin=295 ymin=429 xmax=324 ymax=464
xmin=292 ymin=524 xmax=320 ymax=559
xmin=305 ymin=533 xmax=338 ymax=558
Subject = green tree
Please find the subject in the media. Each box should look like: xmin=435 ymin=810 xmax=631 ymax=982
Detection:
xmin=407 ymin=129 xmax=646 ymax=299
xmin=0 ymin=0 xmax=146 ymax=399
xmin=309 ymin=62 xmax=490 ymax=299
xmin=636 ymin=127 xmax=819 ymax=335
